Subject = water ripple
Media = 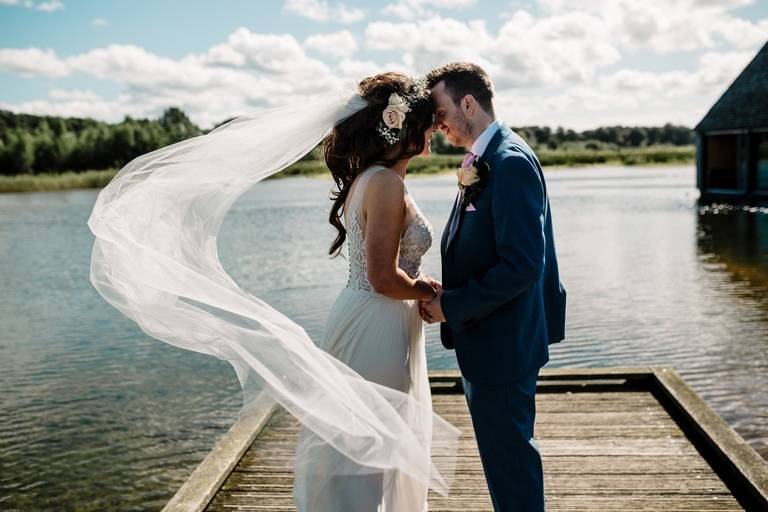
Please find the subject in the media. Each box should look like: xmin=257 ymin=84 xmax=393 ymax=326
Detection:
xmin=0 ymin=167 xmax=766 ymax=510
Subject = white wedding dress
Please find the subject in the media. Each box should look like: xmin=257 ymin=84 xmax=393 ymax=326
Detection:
xmin=293 ymin=165 xmax=435 ymax=511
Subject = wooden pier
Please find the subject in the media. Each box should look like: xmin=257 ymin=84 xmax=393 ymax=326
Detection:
xmin=163 ymin=368 xmax=768 ymax=511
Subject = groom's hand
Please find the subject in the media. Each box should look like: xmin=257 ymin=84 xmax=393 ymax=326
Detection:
xmin=418 ymin=276 xmax=442 ymax=322
xmin=420 ymin=290 xmax=446 ymax=324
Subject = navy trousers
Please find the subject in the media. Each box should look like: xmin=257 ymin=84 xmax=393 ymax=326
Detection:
xmin=462 ymin=372 xmax=544 ymax=511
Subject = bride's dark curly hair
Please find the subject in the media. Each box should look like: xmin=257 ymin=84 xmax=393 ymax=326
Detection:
xmin=326 ymin=72 xmax=434 ymax=257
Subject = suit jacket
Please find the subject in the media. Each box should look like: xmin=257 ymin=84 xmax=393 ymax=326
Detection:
xmin=440 ymin=123 xmax=566 ymax=385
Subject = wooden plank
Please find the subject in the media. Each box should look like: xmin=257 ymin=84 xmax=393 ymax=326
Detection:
xmin=207 ymin=493 xmax=744 ymax=512
xmin=653 ymin=367 xmax=768 ymax=509
xmin=429 ymin=367 xmax=657 ymax=381
xmin=176 ymin=368 xmax=768 ymax=512
xmin=253 ymin=425 xmax=686 ymax=440
xmin=221 ymin=472 xmax=733 ymax=493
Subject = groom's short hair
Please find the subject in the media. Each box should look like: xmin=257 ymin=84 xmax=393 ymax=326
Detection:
xmin=426 ymin=62 xmax=495 ymax=115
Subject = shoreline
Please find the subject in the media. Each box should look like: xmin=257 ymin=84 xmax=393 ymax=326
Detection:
xmin=0 ymin=148 xmax=694 ymax=194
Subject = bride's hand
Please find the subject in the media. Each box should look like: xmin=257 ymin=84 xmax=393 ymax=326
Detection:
xmin=425 ymin=276 xmax=442 ymax=293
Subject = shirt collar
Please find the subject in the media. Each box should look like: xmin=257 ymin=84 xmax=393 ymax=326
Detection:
xmin=470 ymin=119 xmax=501 ymax=158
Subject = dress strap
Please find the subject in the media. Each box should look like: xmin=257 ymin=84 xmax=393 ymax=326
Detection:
xmin=343 ymin=165 xmax=391 ymax=229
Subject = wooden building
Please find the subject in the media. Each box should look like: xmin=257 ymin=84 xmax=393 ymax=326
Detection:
xmin=696 ymin=41 xmax=768 ymax=202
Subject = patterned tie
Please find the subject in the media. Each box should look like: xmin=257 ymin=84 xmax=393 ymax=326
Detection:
xmin=448 ymin=152 xmax=476 ymax=245
xmin=462 ymin=151 xmax=478 ymax=169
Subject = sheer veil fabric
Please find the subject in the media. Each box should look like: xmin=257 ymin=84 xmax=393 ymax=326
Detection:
xmin=87 ymin=89 xmax=459 ymax=500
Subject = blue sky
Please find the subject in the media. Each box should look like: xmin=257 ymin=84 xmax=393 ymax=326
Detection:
xmin=1 ymin=0 xmax=766 ymax=129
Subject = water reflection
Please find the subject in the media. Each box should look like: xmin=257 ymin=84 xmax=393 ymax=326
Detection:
xmin=693 ymin=203 xmax=768 ymax=459
xmin=697 ymin=203 xmax=768 ymax=294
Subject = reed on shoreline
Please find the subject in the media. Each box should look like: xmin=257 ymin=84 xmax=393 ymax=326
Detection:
xmin=0 ymin=169 xmax=119 ymax=193
xmin=0 ymin=146 xmax=694 ymax=193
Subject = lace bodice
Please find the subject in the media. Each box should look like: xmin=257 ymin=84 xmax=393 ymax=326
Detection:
xmin=344 ymin=166 xmax=433 ymax=294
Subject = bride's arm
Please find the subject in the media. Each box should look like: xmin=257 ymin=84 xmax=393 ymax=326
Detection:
xmin=363 ymin=170 xmax=436 ymax=301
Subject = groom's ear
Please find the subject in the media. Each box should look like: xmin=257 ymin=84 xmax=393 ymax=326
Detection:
xmin=459 ymin=94 xmax=476 ymax=117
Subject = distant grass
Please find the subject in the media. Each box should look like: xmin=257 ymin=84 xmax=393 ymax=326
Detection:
xmin=272 ymin=154 xmax=465 ymax=179
xmin=0 ymin=146 xmax=694 ymax=193
xmin=0 ymin=169 xmax=119 ymax=193
xmin=538 ymin=145 xmax=695 ymax=167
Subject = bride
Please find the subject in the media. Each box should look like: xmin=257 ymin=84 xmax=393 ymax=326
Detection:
xmin=294 ymin=72 xmax=441 ymax=511
xmin=87 ymin=71 xmax=457 ymax=511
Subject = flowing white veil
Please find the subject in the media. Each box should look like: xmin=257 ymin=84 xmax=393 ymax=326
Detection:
xmin=87 ymin=86 xmax=459 ymax=500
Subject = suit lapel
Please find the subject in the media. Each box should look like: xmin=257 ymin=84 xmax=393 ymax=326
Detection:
xmin=444 ymin=124 xmax=512 ymax=252
xmin=442 ymin=190 xmax=462 ymax=254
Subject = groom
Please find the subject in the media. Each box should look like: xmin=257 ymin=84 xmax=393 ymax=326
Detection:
xmin=420 ymin=62 xmax=566 ymax=511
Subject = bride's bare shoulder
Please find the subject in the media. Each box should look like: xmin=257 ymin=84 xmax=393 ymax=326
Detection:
xmin=366 ymin=167 xmax=404 ymax=196
xmin=361 ymin=167 xmax=405 ymax=218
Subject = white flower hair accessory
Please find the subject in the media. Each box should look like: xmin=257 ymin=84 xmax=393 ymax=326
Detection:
xmin=377 ymin=92 xmax=411 ymax=146
xmin=383 ymin=93 xmax=410 ymax=129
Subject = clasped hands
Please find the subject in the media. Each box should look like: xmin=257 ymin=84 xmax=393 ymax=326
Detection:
xmin=419 ymin=277 xmax=446 ymax=324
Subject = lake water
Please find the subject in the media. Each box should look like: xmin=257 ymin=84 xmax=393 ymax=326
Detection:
xmin=1 ymin=165 xmax=766 ymax=510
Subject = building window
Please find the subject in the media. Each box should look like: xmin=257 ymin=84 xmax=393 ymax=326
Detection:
xmin=754 ymin=132 xmax=768 ymax=192
xmin=705 ymin=134 xmax=739 ymax=189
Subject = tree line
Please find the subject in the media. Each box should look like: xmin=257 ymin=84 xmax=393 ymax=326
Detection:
xmin=0 ymin=108 xmax=201 ymax=176
xmin=431 ymin=124 xmax=695 ymax=154
xmin=0 ymin=108 xmax=695 ymax=176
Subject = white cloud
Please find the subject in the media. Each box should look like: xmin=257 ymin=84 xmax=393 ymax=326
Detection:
xmin=0 ymin=28 xmax=354 ymax=128
xmin=495 ymin=10 xmax=621 ymax=87
xmin=0 ymin=89 xmax=141 ymax=122
xmin=284 ymin=0 xmax=327 ymax=21
xmin=382 ymin=0 xmax=476 ymax=20
xmin=36 ymin=0 xmax=62 ymax=12
xmin=67 ymin=44 xmax=215 ymax=90
xmin=0 ymin=47 xmax=70 ymax=77
xmin=0 ymin=1 xmax=765 ymax=130
xmin=535 ymin=0 xmax=768 ymax=53
xmin=191 ymin=28 xmax=334 ymax=88
xmin=363 ymin=5 xmax=764 ymax=129
xmin=336 ymin=4 xmax=365 ymax=23
xmin=0 ymin=0 xmax=64 ymax=11
xmin=710 ymin=16 xmax=768 ymax=50
xmin=283 ymin=0 xmax=365 ymax=23
xmin=366 ymin=17 xmax=494 ymax=68
xmin=366 ymin=13 xmax=620 ymax=88
xmin=195 ymin=30 xmax=307 ymax=72
xmin=505 ymin=49 xmax=758 ymax=129
xmin=304 ymin=30 xmax=358 ymax=58
xmin=91 ymin=17 xmax=108 ymax=27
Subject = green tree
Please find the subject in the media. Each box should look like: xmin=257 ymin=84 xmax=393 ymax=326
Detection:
xmin=8 ymin=130 xmax=35 ymax=174
xmin=534 ymin=126 xmax=551 ymax=145
xmin=160 ymin=107 xmax=201 ymax=143
xmin=627 ymin=127 xmax=646 ymax=147
xmin=32 ymin=120 xmax=61 ymax=173
xmin=56 ymin=130 xmax=77 ymax=170
xmin=110 ymin=122 xmax=137 ymax=167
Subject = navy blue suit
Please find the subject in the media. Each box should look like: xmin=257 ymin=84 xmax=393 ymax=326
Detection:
xmin=440 ymin=124 xmax=566 ymax=511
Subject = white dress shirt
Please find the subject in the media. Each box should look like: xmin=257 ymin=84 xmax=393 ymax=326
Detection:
xmin=470 ymin=119 xmax=502 ymax=158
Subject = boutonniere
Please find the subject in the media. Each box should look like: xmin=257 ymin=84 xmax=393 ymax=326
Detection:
xmin=457 ymin=158 xmax=490 ymax=208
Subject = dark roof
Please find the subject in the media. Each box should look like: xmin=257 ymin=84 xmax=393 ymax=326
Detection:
xmin=695 ymin=41 xmax=768 ymax=132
